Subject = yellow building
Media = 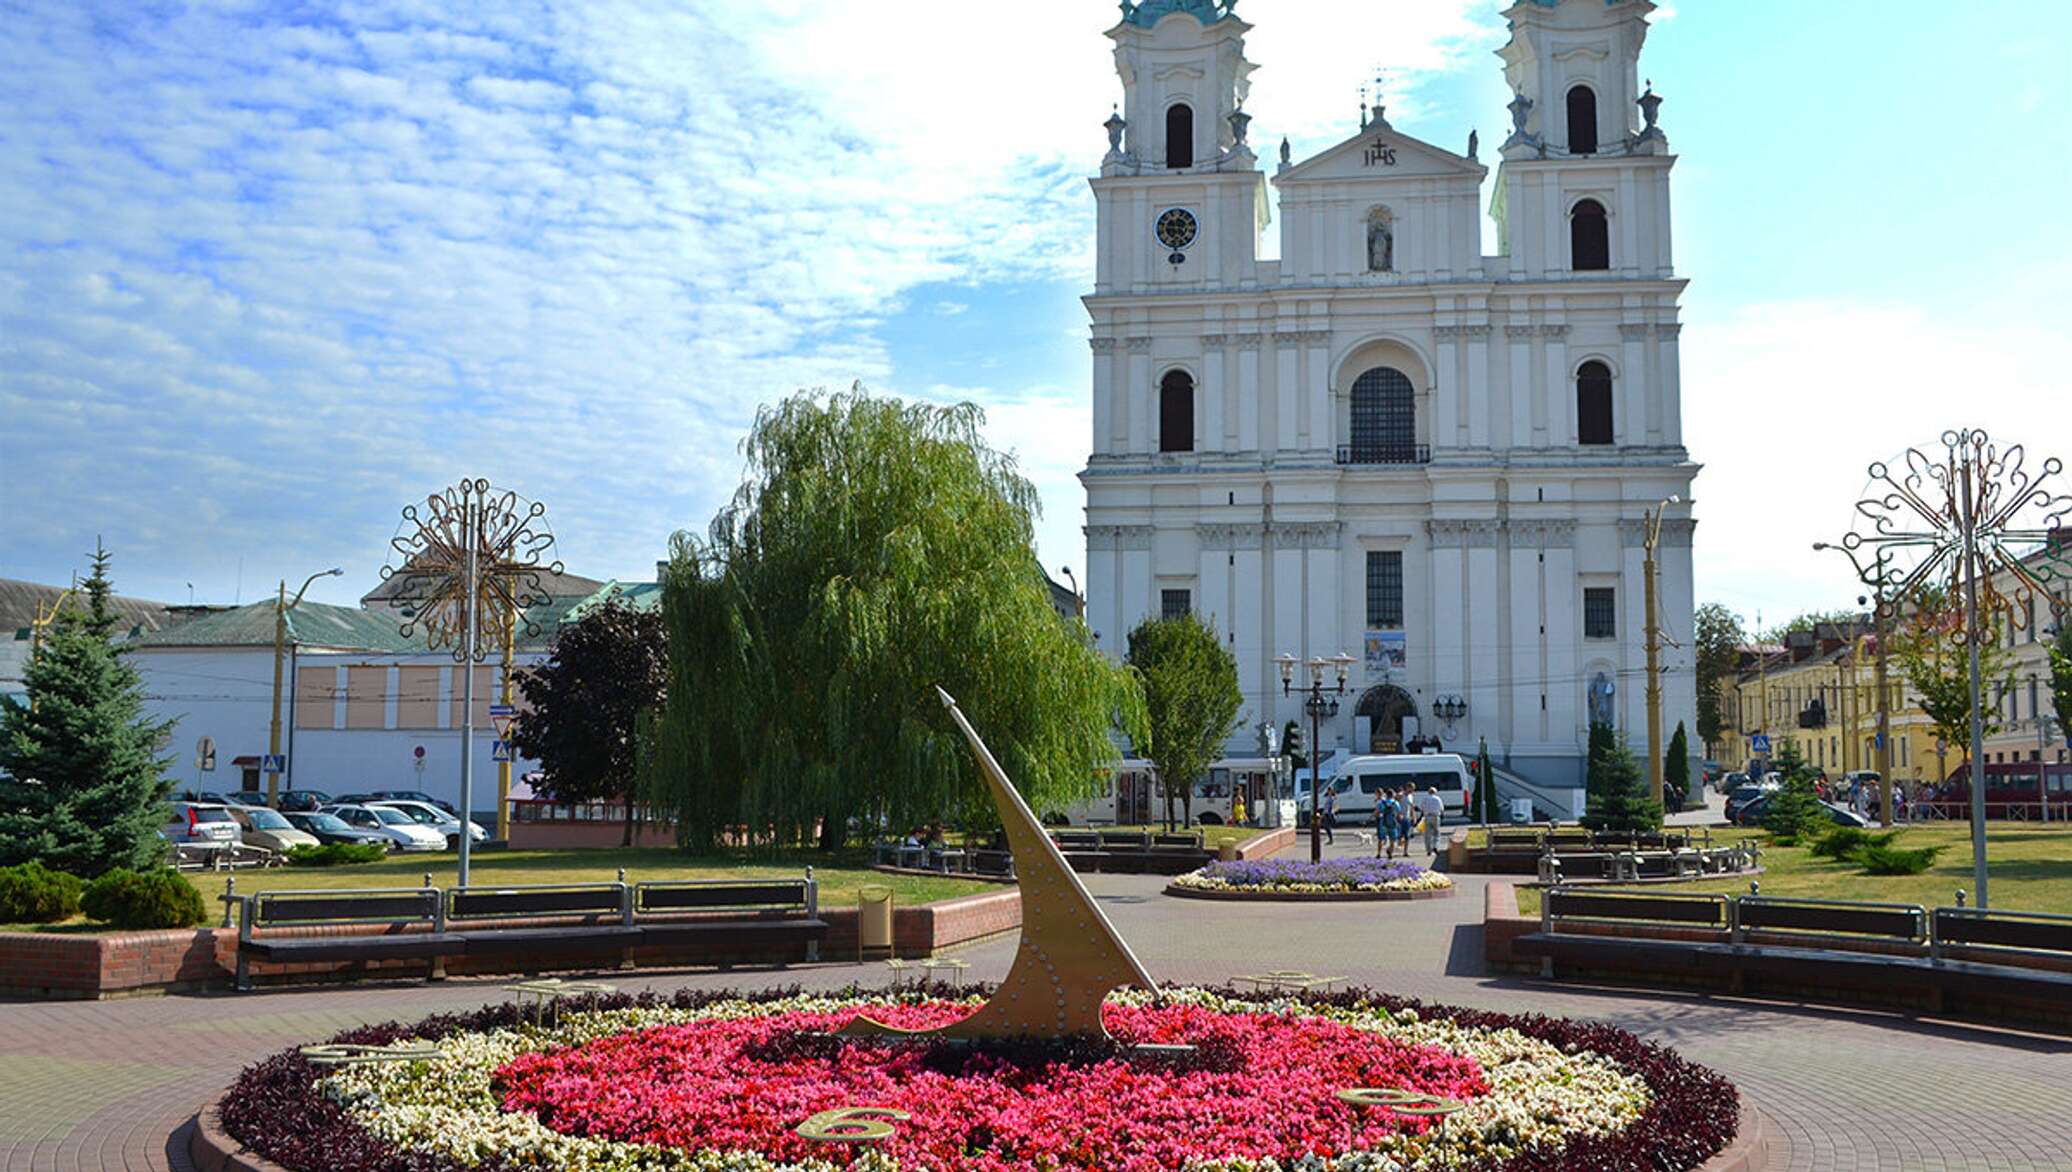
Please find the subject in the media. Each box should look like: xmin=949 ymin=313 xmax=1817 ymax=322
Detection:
xmin=1715 ymin=620 xmax=1940 ymax=784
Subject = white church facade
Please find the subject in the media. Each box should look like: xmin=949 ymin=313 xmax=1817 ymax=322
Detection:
xmin=1081 ymin=0 xmax=1698 ymax=799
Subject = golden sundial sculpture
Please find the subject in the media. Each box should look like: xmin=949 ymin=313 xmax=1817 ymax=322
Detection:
xmin=840 ymin=687 xmax=1161 ymax=1041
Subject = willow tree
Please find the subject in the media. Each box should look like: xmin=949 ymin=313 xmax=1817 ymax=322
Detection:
xmin=655 ymin=388 xmax=1144 ymax=851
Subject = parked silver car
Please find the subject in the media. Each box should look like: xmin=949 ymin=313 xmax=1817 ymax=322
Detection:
xmin=370 ymin=799 xmax=486 ymax=850
xmin=322 ymin=803 xmax=445 ymax=852
xmin=164 ymin=801 xmax=242 ymax=846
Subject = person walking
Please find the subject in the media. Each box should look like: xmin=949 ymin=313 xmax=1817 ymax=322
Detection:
xmin=1416 ymin=785 xmax=1446 ymax=855
xmin=1320 ymin=786 xmax=1338 ymax=845
xmin=1376 ymin=788 xmax=1401 ymax=860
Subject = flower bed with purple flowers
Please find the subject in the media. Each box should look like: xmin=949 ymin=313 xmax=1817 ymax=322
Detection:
xmin=208 ymin=984 xmax=1741 ymax=1172
xmin=1167 ymin=858 xmax=1456 ymax=900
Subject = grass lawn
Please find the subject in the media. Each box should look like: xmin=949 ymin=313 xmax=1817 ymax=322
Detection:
xmin=1510 ymin=824 xmax=2072 ymax=917
xmin=0 ymin=847 xmax=995 ymax=935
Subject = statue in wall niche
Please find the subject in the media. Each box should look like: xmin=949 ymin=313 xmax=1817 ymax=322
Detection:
xmin=1589 ymin=672 xmax=1616 ymax=727
xmin=1366 ymin=209 xmax=1394 ymax=273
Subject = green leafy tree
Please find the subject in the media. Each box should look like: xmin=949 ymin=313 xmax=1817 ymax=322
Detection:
xmin=1765 ymin=609 xmax=1861 ymax=643
xmin=1125 ymin=614 xmax=1241 ymax=829
xmin=512 ymin=596 xmax=668 ymax=846
xmin=0 ymin=546 xmax=175 ymax=876
xmin=1894 ymin=592 xmax=2013 ymax=769
xmin=1665 ymin=721 xmax=1692 ymax=812
xmin=1694 ymin=603 xmax=1746 ymax=748
xmin=653 ymin=388 xmax=1145 ymax=851
xmin=1761 ymin=741 xmax=1829 ymax=842
xmin=1579 ymin=722 xmax=1662 ymax=833
xmin=2050 ymin=620 xmax=2072 ymax=746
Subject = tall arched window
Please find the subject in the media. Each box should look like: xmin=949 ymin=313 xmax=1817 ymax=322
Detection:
xmin=1349 ymin=367 xmax=1416 ymax=464
xmin=1577 ymin=361 xmax=1614 ymax=445
xmin=1159 ymin=370 xmax=1195 ymax=452
xmin=1165 ymin=103 xmax=1194 ymax=169
xmin=1566 ymin=85 xmax=1599 ymax=155
xmin=1570 ymin=199 xmax=1610 ymax=271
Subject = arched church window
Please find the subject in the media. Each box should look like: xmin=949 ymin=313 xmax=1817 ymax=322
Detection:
xmin=1577 ymin=361 xmax=1614 ymax=445
xmin=1566 ymin=85 xmax=1599 ymax=155
xmin=1365 ymin=207 xmax=1394 ymax=273
xmin=1159 ymin=369 xmax=1195 ymax=452
xmin=1165 ymin=103 xmax=1194 ymax=169
xmin=1570 ymin=199 xmax=1610 ymax=271
xmin=1349 ymin=367 xmax=1416 ymax=464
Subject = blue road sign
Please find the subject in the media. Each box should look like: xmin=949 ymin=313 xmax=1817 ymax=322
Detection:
xmin=262 ymin=754 xmax=287 ymax=772
xmin=1750 ymin=734 xmax=1771 ymax=755
xmin=489 ymin=704 xmax=516 ymax=718
xmin=492 ymin=740 xmax=512 ymax=762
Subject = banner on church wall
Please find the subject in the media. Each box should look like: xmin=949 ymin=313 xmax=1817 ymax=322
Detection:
xmin=1364 ymin=631 xmax=1406 ymax=676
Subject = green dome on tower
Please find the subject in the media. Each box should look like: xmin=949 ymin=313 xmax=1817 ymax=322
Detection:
xmin=1119 ymin=0 xmax=1238 ymax=30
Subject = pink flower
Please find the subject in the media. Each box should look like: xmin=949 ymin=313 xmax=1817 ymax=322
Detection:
xmin=495 ymin=1002 xmax=1489 ymax=1170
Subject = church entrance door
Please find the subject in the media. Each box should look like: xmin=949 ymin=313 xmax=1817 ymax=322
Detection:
xmin=1356 ymin=686 xmax=1418 ymax=754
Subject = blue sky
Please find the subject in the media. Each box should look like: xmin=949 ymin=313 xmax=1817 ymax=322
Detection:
xmin=2 ymin=0 xmax=2066 ymax=634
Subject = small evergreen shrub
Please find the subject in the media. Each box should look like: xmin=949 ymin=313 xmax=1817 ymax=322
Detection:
xmin=80 ymin=867 xmax=207 ymax=929
xmin=0 ymin=861 xmax=85 ymax=923
xmin=286 ymin=842 xmax=388 ymax=867
xmin=1856 ymin=844 xmax=1943 ymax=876
xmin=1809 ymin=827 xmax=1902 ymax=861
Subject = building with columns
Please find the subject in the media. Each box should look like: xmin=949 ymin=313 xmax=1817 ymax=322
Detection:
xmin=1081 ymin=0 xmax=1698 ymax=799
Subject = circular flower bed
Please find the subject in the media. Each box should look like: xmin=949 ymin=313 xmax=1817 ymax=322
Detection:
xmin=218 ymin=986 xmax=1736 ymax=1172
xmin=1169 ymin=858 xmax=1456 ymax=899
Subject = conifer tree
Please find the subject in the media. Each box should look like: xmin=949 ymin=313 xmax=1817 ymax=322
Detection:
xmin=1664 ymin=722 xmax=1692 ymax=813
xmin=1579 ymin=722 xmax=1662 ymax=833
xmin=0 ymin=546 xmax=175 ymax=875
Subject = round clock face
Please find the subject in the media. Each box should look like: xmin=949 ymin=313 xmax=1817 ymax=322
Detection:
xmin=1156 ymin=208 xmax=1198 ymax=251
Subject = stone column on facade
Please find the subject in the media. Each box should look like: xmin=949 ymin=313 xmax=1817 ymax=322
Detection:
xmin=1505 ymin=324 xmax=1535 ymax=450
xmin=1273 ymin=330 xmax=1302 ymax=455
xmin=1433 ymin=327 xmax=1463 ymax=448
xmin=1463 ymin=325 xmax=1493 ymax=449
xmin=1125 ymin=337 xmax=1153 ymax=454
xmin=1618 ymin=323 xmax=1650 ymax=449
xmin=1658 ymin=323 xmax=1683 ymax=448
xmin=1304 ymin=330 xmax=1332 ymax=456
xmin=1540 ymin=523 xmax=1580 ymax=745
xmin=1618 ymin=170 xmax=1640 ymax=276
xmin=1465 ymin=519 xmax=1502 ymax=747
xmin=1090 ymin=337 xmax=1119 ymax=456
xmin=1226 ymin=339 xmax=1259 ymax=455
xmin=1427 ymin=521 xmax=1470 ymax=717
xmin=1201 ymin=334 xmax=1226 ymax=453
xmin=1540 ymin=324 xmax=1569 ymax=445
xmin=1508 ymin=532 xmax=1545 ymax=748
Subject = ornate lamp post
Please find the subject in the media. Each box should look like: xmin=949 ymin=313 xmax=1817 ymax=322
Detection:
xmin=1830 ymin=429 xmax=2070 ymax=908
xmin=1278 ymin=651 xmax=1355 ymax=863
xmin=384 ymin=480 xmax=561 ymax=884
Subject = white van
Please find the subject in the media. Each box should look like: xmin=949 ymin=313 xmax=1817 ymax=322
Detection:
xmin=1320 ymin=754 xmax=1474 ymax=823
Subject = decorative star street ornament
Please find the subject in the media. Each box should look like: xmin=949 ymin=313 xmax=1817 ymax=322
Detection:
xmin=382 ymin=478 xmax=563 ymax=660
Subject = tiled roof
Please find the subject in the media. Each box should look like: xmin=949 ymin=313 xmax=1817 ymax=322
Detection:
xmin=360 ymin=564 xmax=606 ymax=608
xmin=130 ymin=601 xmax=419 ymax=652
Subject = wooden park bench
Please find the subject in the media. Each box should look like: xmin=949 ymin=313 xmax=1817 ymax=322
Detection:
xmin=635 ymin=878 xmax=826 ymax=962
xmin=235 ymin=886 xmax=459 ymax=990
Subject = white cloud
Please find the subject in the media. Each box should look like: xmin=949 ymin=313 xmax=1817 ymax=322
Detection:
xmin=0 ymin=0 xmax=1498 ymax=605
xmin=1682 ymin=299 xmax=2067 ymax=627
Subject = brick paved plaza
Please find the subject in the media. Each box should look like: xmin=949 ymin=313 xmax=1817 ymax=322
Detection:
xmin=3 ymin=847 xmax=2068 ymax=1172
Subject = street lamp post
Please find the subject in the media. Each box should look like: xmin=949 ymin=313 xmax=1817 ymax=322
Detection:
xmin=268 ymin=568 xmax=343 ymax=806
xmin=1278 ymin=651 xmax=1355 ymax=863
xmin=1641 ymin=496 xmax=1681 ymax=804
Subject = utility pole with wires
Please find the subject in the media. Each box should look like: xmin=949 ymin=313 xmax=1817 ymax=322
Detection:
xmin=1642 ymin=497 xmax=1683 ymax=804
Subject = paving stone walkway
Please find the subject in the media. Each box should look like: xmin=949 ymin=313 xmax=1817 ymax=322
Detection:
xmin=2 ymin=842 xmax=2066 ymax=1171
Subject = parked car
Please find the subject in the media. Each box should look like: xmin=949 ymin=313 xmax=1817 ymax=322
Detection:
xmin=365 ymin=789 xmax=458 ymax=815
xmin=1717 ymin=770 xmax=1749 ymax=796
xmin=276 ymin=789 xmax=332 ymax=813
xmin=323 ymin=803 xmax=445 ymax=852
xmin=1723 ymin=783 xmax=1768 ymax=823
xmin=227 ymin=805 xmax=321 ymax=852
xmin=164 ymin=801 xmax=242 ymax=847
xmin=281 ymin=810 xmax=393 ymax=849
xmin=226 ymin=790 xmax=272 ymax=807
xmin=1731 ymin=793 xmax=1870 ymax=829
xmin=371 ymin=799 xmax=486 ymax=850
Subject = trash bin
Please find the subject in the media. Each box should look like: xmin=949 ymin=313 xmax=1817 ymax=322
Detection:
xmin=1217 ymin=840 xmax=1239 ymax=862
xmin=857 ymin=884 xmax=894 ymax=960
